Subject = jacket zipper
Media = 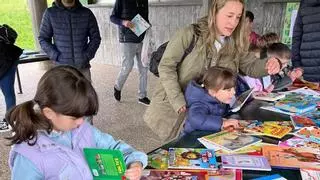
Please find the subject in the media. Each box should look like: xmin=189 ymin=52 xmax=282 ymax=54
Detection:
xmin=69 ymin=13 xmax=75 ymax=64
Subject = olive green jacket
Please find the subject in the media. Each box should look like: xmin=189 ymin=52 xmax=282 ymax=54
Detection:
xmin=144 ymin=25 xmax=269 ymax=141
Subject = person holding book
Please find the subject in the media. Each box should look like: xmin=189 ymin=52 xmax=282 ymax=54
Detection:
xmin=182 ymin=66 xmax=240 ymax=135
xmin=7 ymin=66 xmax=147 ymax=180
xmin=110 ymin=0 xmax=151 ymax=105
xmin=144 ymin=0 xmax=282 ymax=142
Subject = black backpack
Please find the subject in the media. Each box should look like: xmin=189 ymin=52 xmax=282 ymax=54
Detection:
xmin=149 ymin=35 xmax=196 ymax=77
xmin=0 ymin=24 xmax=18 ymax=44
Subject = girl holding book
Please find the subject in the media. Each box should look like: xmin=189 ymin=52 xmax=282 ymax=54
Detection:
xmin=7 ymin=66 xmax=147 ymax=180
xmin=183 ymin=66 xmax=240 ymax=135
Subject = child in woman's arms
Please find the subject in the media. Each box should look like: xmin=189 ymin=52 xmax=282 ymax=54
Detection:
xmin=183 ymin=66 xmax=240 ymax=135
xmin=7 ymin=65 xmax=147 ymax=180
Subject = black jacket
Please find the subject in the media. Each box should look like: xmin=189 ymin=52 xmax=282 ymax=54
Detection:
xmin=110 ymin=0 xmax=149 ymax=43
xmin=39 ymin=0 xmax=101 ymax=69
xmin=292 ymin=0 xmax=320 ymax=82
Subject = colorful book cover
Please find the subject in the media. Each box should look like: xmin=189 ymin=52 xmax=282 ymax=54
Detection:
xmin=252 ymin=174 xmax=287 ymax=180
xmin=274 ymin=92 xmax=319 ymax=114
xmin=262 ymin=145 xmax=320 ymax=170
xmin=221 ymin=155 xmax=271 ymax=171
xmin=300 ymin=169 xmax=320 ymax=180
xmin=147 ymin=148 xmax=168 ymax=169
xmin=208 ymin=169 xmax=243 ymax=180
xmin=290 ymin=110 xmax=320 ymax=129
xmin=168 ymin=148 xmax=218 ymax=170
xmin=141 ymin=169 xmax=208 ymax=180
xmin=279 ymin=136 xmax=320 ymax=154
xmin=83 ymin=148 xmax=126 ymax=180
xmin=129 ymin=14 xmax=150 ymax=37
xmin=240 ymin=120 xmax=292 ymax=139
xmin=198 ymin=131 xmax=262 ymax=152
xmin=253 ymin=92 xmax=286 ymax=102
xmin=293 ymin=126 xmax=320 ymax=144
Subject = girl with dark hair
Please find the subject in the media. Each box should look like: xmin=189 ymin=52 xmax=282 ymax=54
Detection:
xmin=183 ymin=66 xmax=239 ymax=135
xmin=7 ymin=65 xmax=147 ymax=180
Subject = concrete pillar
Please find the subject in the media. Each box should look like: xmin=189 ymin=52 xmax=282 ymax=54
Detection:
xmin=27 ymin=0 xmax=47 ymax=51
xmin=201 ymin=0 xmax=212 ymax=16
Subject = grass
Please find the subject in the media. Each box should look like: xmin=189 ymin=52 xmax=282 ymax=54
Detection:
xmin=0 ymin=0 xmax=54 ymax=50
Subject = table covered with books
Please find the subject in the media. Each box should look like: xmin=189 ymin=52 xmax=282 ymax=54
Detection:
xmin=146 ymin=88 xmax=320 ymax=180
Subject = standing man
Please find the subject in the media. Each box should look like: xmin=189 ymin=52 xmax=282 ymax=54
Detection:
xmin=39 ymin=0 xmax=101 ymax=80
xmin=110 ymin=0 xmax=150 ymax=105
xmin=292 ymin=0 xmax=320 ymax=82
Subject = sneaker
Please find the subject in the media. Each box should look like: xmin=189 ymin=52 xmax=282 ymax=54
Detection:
xmin=0 ymin=119 xmax=12 ymax=132
xmin=114 ymin=87 xmax=121 ymax=101
xmin=138 ymin=97 xmax=151 ymax=106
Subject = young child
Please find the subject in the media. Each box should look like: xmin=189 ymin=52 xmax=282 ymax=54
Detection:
xmin=7 ymin=66 xmax=147 ymax=180
xmin=183 ymin=66 xmax=240 ymax=135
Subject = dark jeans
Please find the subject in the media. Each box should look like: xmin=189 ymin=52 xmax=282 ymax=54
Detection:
xmin=0 ymin=65 xmax=16 ymax=111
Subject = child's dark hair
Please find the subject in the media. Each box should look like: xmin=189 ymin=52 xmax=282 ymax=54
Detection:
xmin=6 ymin=65 xmax=99 ymax=145
xmin=197 ymin=66 xmax=236 ymax=91
xmin=245 ymin=11 xmax=254 ymax=22
xmin=267 ymin=42 xmax=291 ymax=59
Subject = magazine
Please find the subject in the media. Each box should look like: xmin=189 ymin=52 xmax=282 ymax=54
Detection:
xmin=147 ymin=148 xmax=168 ymax=169
xmin=293 ymin=126 xmax=320 ymax=144
xmin=300 ymin=169 xmax=320 ymax=180
xmin=262 ymin=145 xmax=320 ymax=170
xmin=168 ymin=148 xmax=218 ymax=170
xmin=221 ymin=154 xmax=271 ymax=171
xmin=198 ymin=131 xmax=262 ymax=152
xmin=208 ymin=169 xmax=243 ymax=180
xmin=278 ymin=136 xmax=320 ymax=154
xmin=129 ymin=14 xmax=150 ymax=37
xmin=253 ymin=92 xmax=285 ymax=102
xmin=274 ymin=92 xmax=319 ymax=114
xmin=83 ymin=148 xmax=126 ymax=180
xmin=141 ymin=169 xmax=208 ymax=180
xmin=290 ymin=110 xmax=320 ymax=129
xmin=260 ymin=106 xmax=294 ymax=116
xmin=231 ymin=88 xmax=254 ymax=112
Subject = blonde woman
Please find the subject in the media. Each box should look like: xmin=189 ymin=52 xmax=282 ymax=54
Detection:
xmin=144 ymin=0 xmax=282 ymax=142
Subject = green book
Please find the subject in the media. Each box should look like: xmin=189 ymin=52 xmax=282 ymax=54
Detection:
xmin=83 ymin=148 xmax=126 ymax=180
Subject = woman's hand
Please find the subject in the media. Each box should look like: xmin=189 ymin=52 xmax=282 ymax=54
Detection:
xmin=222 ymin=119 xmax=239 ymax=130
xmin=122 ymin=20 xmax=134 ymax=28
xmin=266 ymin=57 xmax=281 ymax=75
xmin=178 ymin=105 xmax=187 ymax=114
xmin=125 ymin=162 xmax=143 ymax=180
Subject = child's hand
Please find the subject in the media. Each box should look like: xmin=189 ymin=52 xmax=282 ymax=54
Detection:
xmin=222 ymin=119 xmax=239 ymax=130
xmin=264 ymin=84 xmax=274 ymax=93
xmin=289 ymin=68 xmax=303 ymax=81
xmin=122 ymin=20 xmax=134 ymax=28
xmin=125 ymin=162 xmax=143 ymax=180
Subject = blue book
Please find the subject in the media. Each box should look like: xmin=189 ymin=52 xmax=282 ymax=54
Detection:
xmin=252 ymin=174 xmax=287 ymax=180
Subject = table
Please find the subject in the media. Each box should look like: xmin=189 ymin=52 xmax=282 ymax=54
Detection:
xmin=149 ymin=100 xmax=302 ymax=180
xmin=17 ymin=52 xmax=49 ymax=94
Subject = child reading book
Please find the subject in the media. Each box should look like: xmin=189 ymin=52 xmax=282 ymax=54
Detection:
xmin=7 ymin=66 xmax=147 ymax=180
xmin=183 ymin=66 xmax=240 ymax=135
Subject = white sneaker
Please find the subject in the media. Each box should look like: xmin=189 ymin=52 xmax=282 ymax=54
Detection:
xmin=0 ymin=119 xmax=12 ymax=132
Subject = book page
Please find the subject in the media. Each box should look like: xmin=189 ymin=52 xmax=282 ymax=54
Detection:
xmin=129 ymin=14 xmax=150 ymax=37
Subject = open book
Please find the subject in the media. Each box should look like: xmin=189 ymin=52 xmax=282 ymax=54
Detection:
xmin=129 ymin=14 xmax=150 ymax=37
xmin=231 ymin=88 xmax=254 ymax=112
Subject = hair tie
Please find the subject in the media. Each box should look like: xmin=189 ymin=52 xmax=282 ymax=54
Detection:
xmin=201 ymin=83 xmax=205 ymax=88
xmin=32 ymin=100 xmax=41 ymax=113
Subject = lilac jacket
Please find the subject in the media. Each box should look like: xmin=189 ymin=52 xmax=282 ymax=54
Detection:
xmin=9 ymin=122 xmax=147 ymax=180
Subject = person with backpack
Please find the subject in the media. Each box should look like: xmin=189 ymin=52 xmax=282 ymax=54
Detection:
xmin=144 ymin=0 xmax=283 ymax=142
xmin=0 ymin=24 xmax=22 ymax=132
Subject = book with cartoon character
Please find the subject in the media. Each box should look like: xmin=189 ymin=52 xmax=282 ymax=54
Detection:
xmin=168 ymin=148 xmax=218 ymax=170
xmin=83 ymin=148 xmax=126 ymax=180
xmin=290 ymin=109 xmax=320 ymax=129
xmin=198 ymin=131 xmax=262 ymax=152
xmin=293 ymin=126 xmax=320 ymax=144
xmin=253 ymin=92 xmax=286 ymax=101
xmin=279 ymin=136 xmax=320 ymax=154
xmin=141 ymin=169 xmax=208 ymax=180
xmin=147 ymin=148 xmax=168 ymax=169
xmin=221 ymin=155 xmax=271 ymax=171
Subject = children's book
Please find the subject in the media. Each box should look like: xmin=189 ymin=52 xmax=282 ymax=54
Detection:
xmin=198 ymin=131 xmax=262 ymax=152
xmin=274 ymin=92 xmax=319 ymax=114
xmin=279 ymin=136 xmax=320 ymax=154
xmin=253 ymin=92 xmax=286 ymax=102
xmin=147 ymin=148 xmax=168 ymax=169
xmin=252 ymin=174 xmax=287 ymax=180
xmin=290 ymin=110 xmax=320 ymax=129
xmin=300 ymin=169 xmax=320 ymax=180
xmin=239 ymin=120 xmax=293 ymax=139
xmin=208 ymin=169 xmax=243 ymax=180
xmin=141 ymin=169 xmax=208 ymax=180
xmin=291 ymin=79 xmax=320 ymax=91
xmin=215 ymin=142 xmax=274 ymax=156
xmin=260 ymin=106 xmax=294 ymax=116
xmin=284 ymin=87 xmax=320 ymax=96
xmin=231 ymin=88 xmax=254 ymax=112
xmin=129 ymin=14 xmax=150 ymax=37
xmin=168 ymin=148 xmax=218 ymax=170
xmin=262 ymin=145 xmax=320 ymax=170
xmin=83 ymin=148 xmax=126 ymax=180
xmin=293 ymin=126 xmax=320 ymax=144
xmin=221 ymin=154 xmax=271 ymax=171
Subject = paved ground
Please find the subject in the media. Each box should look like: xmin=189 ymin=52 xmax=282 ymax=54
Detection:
xmin=0 ymin=62 xmax=162 ymax=179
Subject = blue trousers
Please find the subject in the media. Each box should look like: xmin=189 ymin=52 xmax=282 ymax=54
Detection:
xmin=0 ymin=65 xmax=16 ymax=111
